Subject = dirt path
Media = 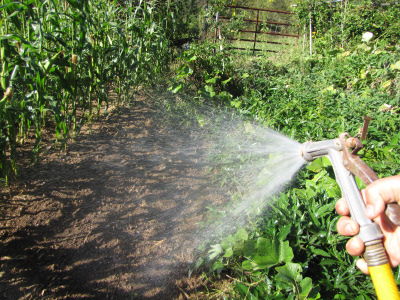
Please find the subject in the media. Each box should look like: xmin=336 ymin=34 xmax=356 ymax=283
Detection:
xmin=0 ymin=91 xmax=227 ymax=299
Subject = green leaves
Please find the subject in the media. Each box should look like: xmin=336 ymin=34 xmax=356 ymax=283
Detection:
xmin=390 ymin=60 xmax=400 ymax=70
xmin=238 ymin=237 xmax=318 ymax=299
xmin=168 ymin=83 xmax=182 ymax=94
xmin=242 ymin=238 xmax=294 ymax=271
xmin=210 ymin=228 xmax=249 ymax=261
xmin=174 ymin=3 xmax=399 ymax=300
xmin=208 ymin=244 xmax=223 ymax=260
xmin=275 ymin=263 xmax=302 ymax=287
xmin=168 ymin=40 xmax=237 ymax=103
xmin=0 ymin=0 xmax=175 ymax=182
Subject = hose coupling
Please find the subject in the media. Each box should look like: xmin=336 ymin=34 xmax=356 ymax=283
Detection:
xmin=364 ymin=239 xmax=389 ymax=267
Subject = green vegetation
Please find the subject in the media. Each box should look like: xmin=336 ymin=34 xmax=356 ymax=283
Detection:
xmin=2 ymin=0 xmax=400 ymax=298
xmin=169 ymin=0 xmax=400 ymax=298
xmin=0 ymin=0 xmax=195 ymax=183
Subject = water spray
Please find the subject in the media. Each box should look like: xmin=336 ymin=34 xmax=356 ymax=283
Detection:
xmin=300 ymin=120 xmax=400 ymax=300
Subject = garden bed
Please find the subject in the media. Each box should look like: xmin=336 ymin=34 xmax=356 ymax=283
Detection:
xmin=0 ymin=91 xmax=221 ymax=299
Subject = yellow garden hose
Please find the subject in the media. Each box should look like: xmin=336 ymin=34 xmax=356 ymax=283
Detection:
xmin=369 ymin=263 xmax=400 ymax=300
xmin=364 ymin=241 xmax=400 ymax=300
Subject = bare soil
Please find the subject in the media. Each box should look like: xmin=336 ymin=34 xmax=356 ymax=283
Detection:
xmin=0 ymin=91 xmax=230 ymax=299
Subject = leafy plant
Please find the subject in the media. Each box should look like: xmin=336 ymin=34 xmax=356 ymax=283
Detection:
xmin=169 ymin=40 xmax=241 ymax=103
xmin=178 ymin=3 xmax=400 ymax=296
xmin=0 ymin=0 xmax=179 ymax=183
xmin=295 ymin=0 xmax=400 ymax=52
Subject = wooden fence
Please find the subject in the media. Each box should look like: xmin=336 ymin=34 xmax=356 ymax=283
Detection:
xmin=217 ymin=5 xmax=299 ymax=54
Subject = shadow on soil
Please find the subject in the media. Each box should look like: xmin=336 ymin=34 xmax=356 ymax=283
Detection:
xmin=0 ymin=93 xmax=225 ymax=299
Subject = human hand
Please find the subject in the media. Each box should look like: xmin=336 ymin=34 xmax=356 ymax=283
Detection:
xmin=335 ymin=175 xmax=400 ymax=274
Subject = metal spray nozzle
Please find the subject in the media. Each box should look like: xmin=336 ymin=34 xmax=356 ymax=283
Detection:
xmin=300 ymin=138 xmax=342 ymax=162
xmin=300 ymin=133 xmax=383 ymax=243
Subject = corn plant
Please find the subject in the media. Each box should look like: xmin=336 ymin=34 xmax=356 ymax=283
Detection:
xmin=0 ymin=0 xmax=174 ymax=184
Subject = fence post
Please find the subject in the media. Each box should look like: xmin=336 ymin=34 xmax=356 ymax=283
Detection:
xmin=213 ymin=12 xmax=220 ymax=54
xmin=330 ymin=1 xmax=333 ymax=49
xmin=219 ymin=26 xmax=223 ymax=51
xmin=253 ymin=9 xmax=260 ymax=55
xmin=309 ymin=7 xmax=313 ymax=55
xmin=342 ymin=0 xmax=348 ymax=48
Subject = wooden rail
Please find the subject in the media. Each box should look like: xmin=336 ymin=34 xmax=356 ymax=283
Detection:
xmin=239 ymin=29 xmax=299 ymax=38
xmin=227 ymin=46 xmax=277 ymax=53
xmin=227 ymin=38 xmax=291 ymax=46
xmin=219 ymin=16 xmax=293 ymax=27
xmin=225 ymin=5 xmax=294 ymax=15
xmin=217 ymin=5 xmax=298 ymax=54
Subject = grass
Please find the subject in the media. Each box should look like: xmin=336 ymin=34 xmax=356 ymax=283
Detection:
xmin=227 ymin=35 xmax=298 ymax=53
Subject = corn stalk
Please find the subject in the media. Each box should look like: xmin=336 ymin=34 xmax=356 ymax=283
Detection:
xmin=0 ymin=0 xmax=174 ymax=184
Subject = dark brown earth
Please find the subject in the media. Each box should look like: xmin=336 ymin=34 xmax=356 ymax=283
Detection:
xmin=0 ymin=91 xmax=232 ymax=299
